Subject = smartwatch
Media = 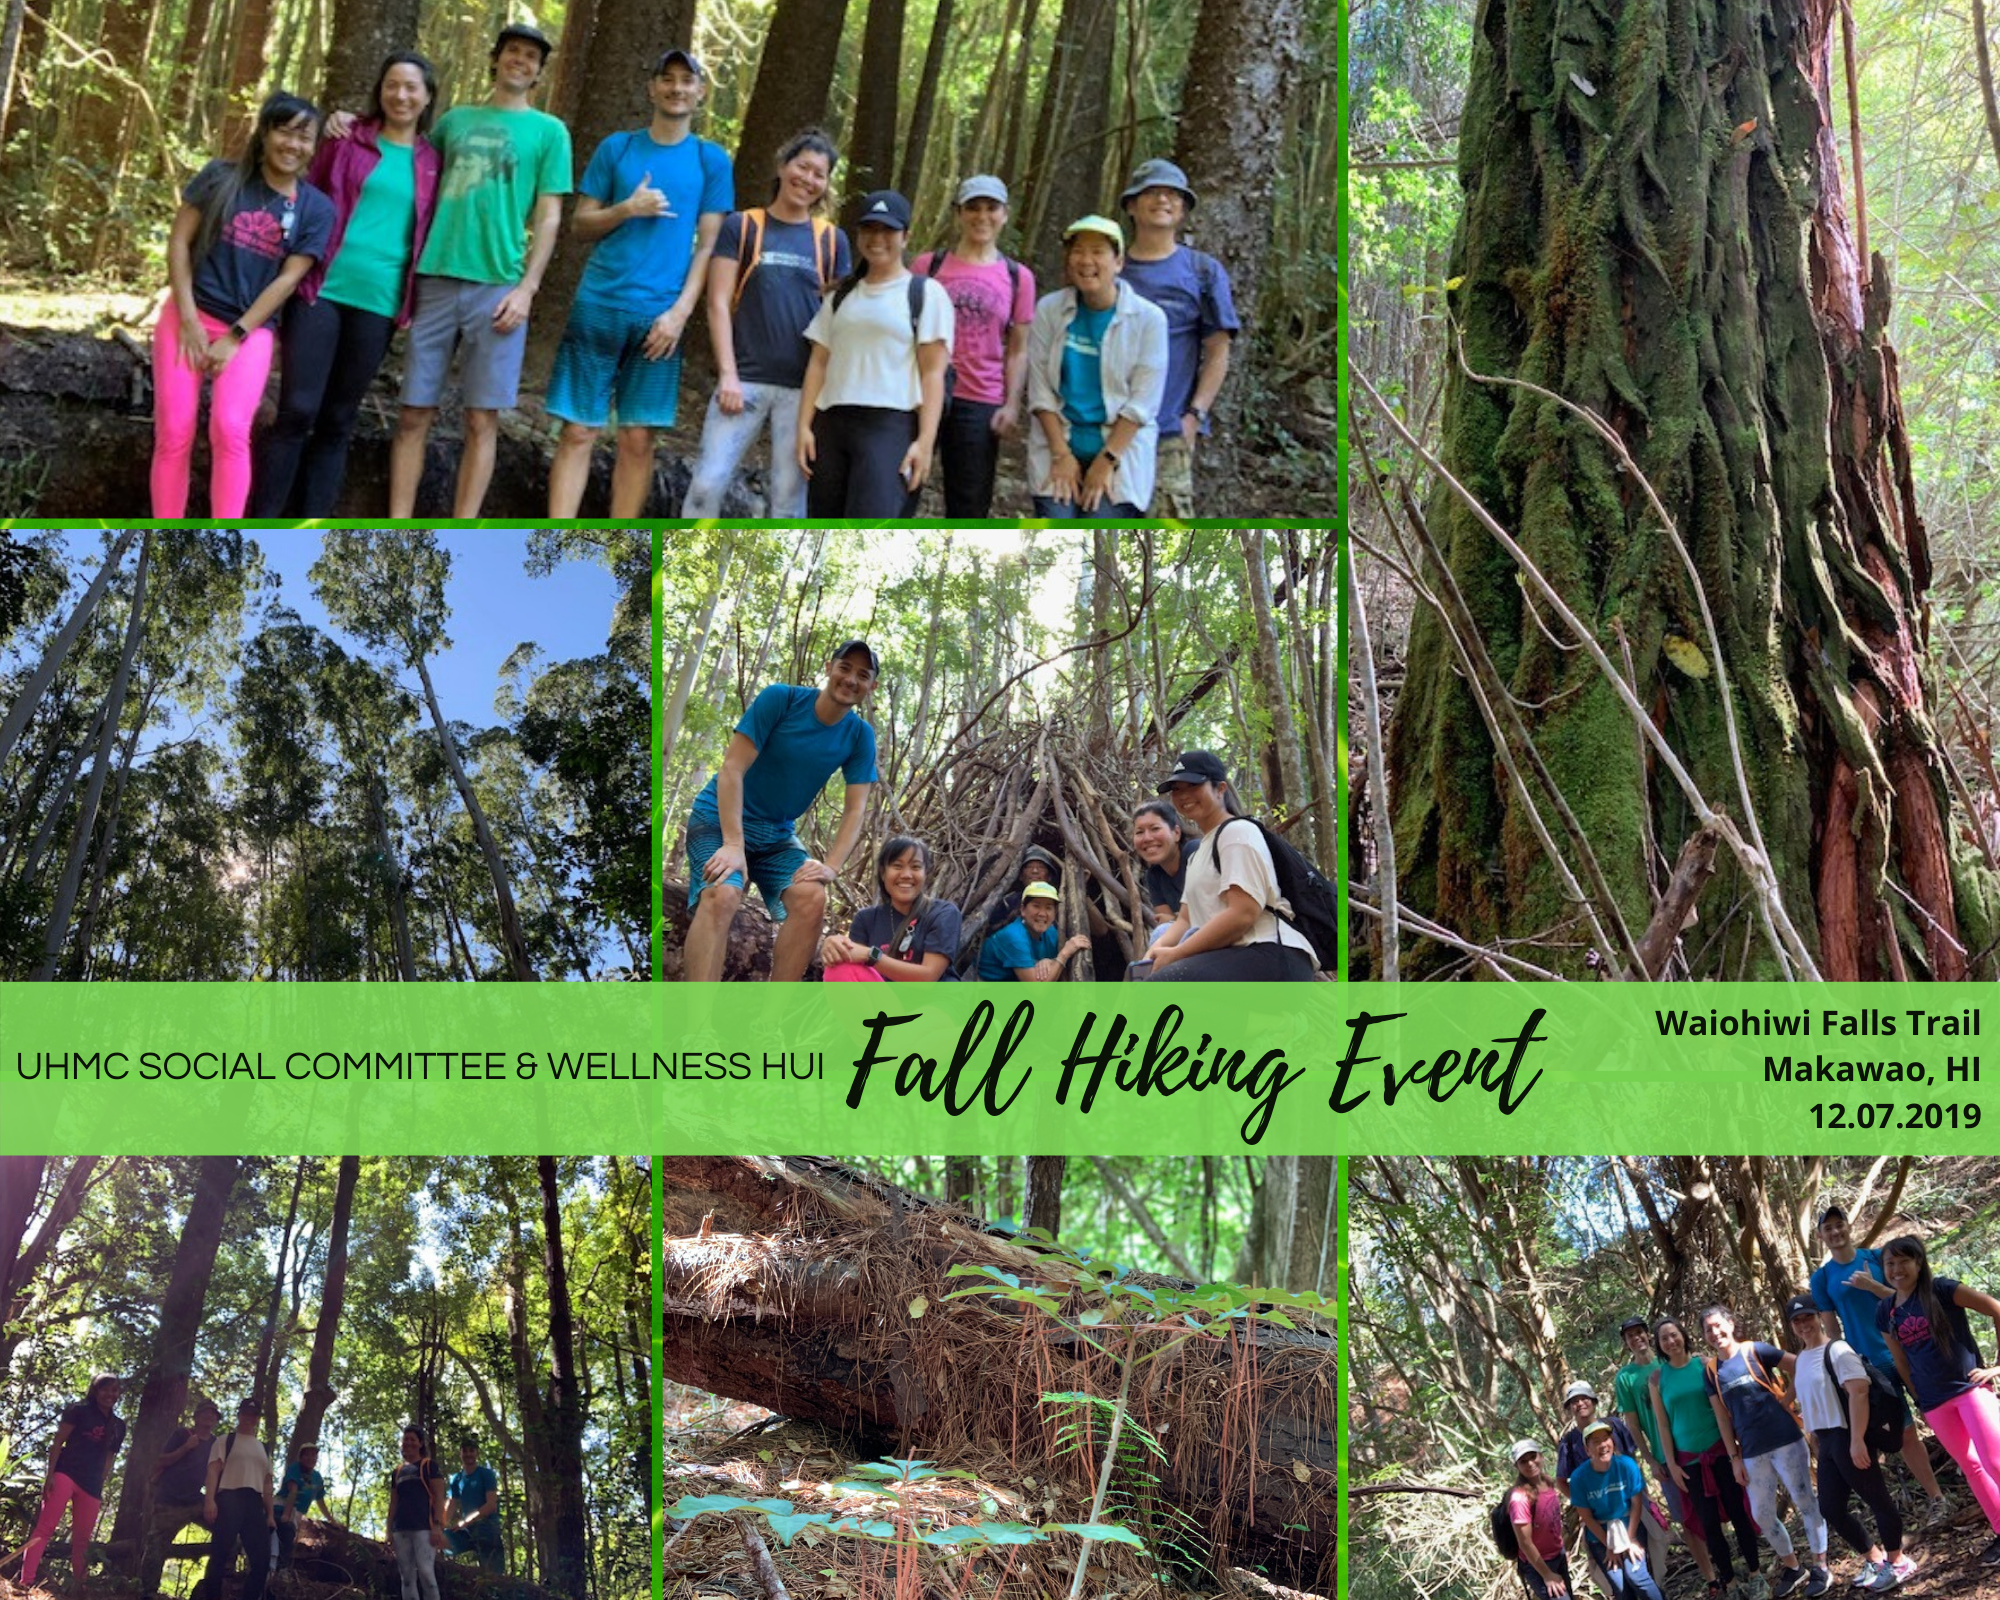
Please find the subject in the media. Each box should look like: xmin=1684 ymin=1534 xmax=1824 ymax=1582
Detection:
xmin=1192 ymin=405 xmax=1210 ymax=427
xmin=867 ymin=945 xmax=882 ymax=967
xmin=1100 ymin=448 xmax=1121 ymax=467
xmin=227 ymin=322 xmax=249 ymax=343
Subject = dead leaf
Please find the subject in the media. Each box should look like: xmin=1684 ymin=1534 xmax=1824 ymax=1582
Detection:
xmin=908 ymin=1295 xmax=928 ymax=1319
xmin=1570 ymin=71 xmax=1597 ymax=96
xmin=1293 ymin=1460 xmax=1312 ymax=1483
xmin=1733 ymin=118 xmax=1758 ymax=144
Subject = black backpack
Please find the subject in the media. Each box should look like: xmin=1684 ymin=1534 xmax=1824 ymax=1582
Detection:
xmin=1490 ymin=1494 xmax=1521 ymax=1559
xmin=1824 ymin=1340 xmax=1908 ymax=1456
xmin=1207 ymin=816 xmax=1338 ymax=971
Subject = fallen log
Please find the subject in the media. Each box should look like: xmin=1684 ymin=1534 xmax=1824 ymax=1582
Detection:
xmin=661 ymin=1157 xmax=1335 ymax=1592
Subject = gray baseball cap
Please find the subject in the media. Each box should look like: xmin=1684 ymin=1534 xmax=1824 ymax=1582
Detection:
xmin=1121 ymin=157 xmax=1196 ymax=210
xmin=955 ymin=174 xmax=1009 ymax=207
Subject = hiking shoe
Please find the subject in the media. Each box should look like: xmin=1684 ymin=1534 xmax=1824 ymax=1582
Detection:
xmin=1921 ymin=1495 xmax=1951 ymax=1528
xmin=1885 ymin=1555 xmax=1917 ymax=1587
xmin=1769 ymin=1568 xmax=1801 ymax=1599
xmin=1805 ymin=1567 xmax=1833 ymax=1596
xmin=1849 ymin=1561 xmax=1881 ymax=1589
xmin=1981 ymin=1533 xmax=2000 ymax=1566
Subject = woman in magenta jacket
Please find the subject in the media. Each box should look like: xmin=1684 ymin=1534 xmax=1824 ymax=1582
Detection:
xmin=252 ymin=52 xmax=440 ymax=516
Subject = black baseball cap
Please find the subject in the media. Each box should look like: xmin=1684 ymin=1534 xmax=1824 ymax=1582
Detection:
xmin=854 ymin=190 xmax=913 ymax=230
xmin=1785 ymin=1294 xmax=1821 ymax=1322
xmin=1817 ymin=1204 xmax=1847 ymax=1228
xmin=653 ymin=46 xmax=704 ymax=77
xmin=1157 ymin=750 xmax=1227 ymax=792
xmin=831 ymin=639 xmax=879 ymax=675
xmin=1618 ymin=1315 xmax=1649 ymax=1333
xmin=493 ymin=23 xmax=554 ymax=60
xmin=235 ymin=1398 xmax=260 ymax=1416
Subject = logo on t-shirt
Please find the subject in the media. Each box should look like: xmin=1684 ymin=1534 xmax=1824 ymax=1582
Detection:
xmin=441 ymin=127 xmax=521 ymax=199
xmin=1894 ymin=1311 xmax=1934 ymax=1347
xmin=220 ymin=207 xmax=289 ymax=260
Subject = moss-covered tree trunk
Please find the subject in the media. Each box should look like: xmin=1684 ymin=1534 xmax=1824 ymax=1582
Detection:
xmin=1387 ymin=0 xmax=1994 ymax=978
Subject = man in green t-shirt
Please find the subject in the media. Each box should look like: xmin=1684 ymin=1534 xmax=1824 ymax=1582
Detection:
xmin=389 ymin=22 xmax=573 ymax=519
xmin=1611 ymin=1314 xmax=1709 ymax=1589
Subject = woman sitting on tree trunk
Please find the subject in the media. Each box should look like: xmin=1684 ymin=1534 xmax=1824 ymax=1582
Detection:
xmin=152 ymin=93 xmax=336 ymax=517
xmin=386 ymin=1425 xmax=445 ymax=1600
xmin=1131 ymin=797 xmax=1199 ymax=940
xmin=1144 ymin=751 xmax=1317 ymax=981
xmin=820 ymin=835 xmax=961 ymax=981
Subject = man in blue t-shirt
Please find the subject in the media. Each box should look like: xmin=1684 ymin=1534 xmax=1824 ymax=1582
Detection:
xmin=549 ymin=48 xmax=733 ymax=518
xmin=1117 ymin=158 xmax=1239 ymax=519
xmin=1568 ymin=1424 xmax=1667 ymax=1600
xmin=683 ymin=640 xmax=880 ymax=982
xmin=1812 ymin=1204 xmax=1949 ymax=1520
xmin=446 ymin=1442 xmax=502 ymax=1571
xmin=977 ymin=882 xmax=1090 ymax=981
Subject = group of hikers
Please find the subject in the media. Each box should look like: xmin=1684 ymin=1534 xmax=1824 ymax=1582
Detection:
xmin=2 ymin=1381 xmax=504 ymax=1600
xmin=150 ymin=25 xmax=1240 ymax=521
xmin=1499 ymin=1210 xmax=2000 ymax=1600
xmin=677 ymin=641 xmax=1333 ymax=982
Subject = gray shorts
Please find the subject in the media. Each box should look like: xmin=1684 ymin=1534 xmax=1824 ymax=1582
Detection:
xmin=400 ymin=276 xmax=526 ymax=411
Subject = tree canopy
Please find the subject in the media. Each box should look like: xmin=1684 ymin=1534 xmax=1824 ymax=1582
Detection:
xmin=0 ymin=530 xmax=649 ymax=981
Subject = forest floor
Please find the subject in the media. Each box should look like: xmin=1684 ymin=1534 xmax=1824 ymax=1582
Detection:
xmin=1636 ymin=1491 xmax=2000 ymax=1600
xmin=660 ymin=1390 xmax=1318 ymax=1600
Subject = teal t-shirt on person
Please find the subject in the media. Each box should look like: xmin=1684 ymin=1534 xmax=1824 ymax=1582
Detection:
xmin=280 ymin=1462 xmax=325 ymax=1515
xmin=689 ymin=684 xmax=878 ymax=831
xmin=450 ymin=1463 xmax=498 ymax=1520
xmin=1569 ymin=1452 xmax=1645 ymax=1538
xmin=320 ymin=140 xmax=416 ymax=317
xmin=1655 ymin=1357 xmax=1722 ymax=1454
xmin=1060 ymin=300 xmax=1114 ymax=461
xmin=978 ymin=919 xmax=1060 ymax=981
xmin=419 ymin=104 xmax=573 ymax=284
xmin=575 ymin=129 xmax=733 ymax=315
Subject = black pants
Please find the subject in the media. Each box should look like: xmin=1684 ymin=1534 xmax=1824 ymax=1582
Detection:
xmin=806 ymin=405 xmax=919 ymax=518
xmin=1517 ymin=1557 xmax=1571 ymax=1599
xmin=253 ymin=295 xmax=398 ymax=516
xmin=1144 ymin=943 xmax=1318 ymax=981
xmin=204 ymin=1488 xmax=269 ymax=1600
xmin=1679 ymin=1452 xmax=1758 ymax=1581
xmin=1814 ymin=1426 xmax=1904 ymax=1555
xmin=939 ymin=397 xmax=1001 ymax=517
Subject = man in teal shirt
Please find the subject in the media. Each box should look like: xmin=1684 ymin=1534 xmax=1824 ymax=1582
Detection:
xmin=390 ymin=22 xmax=573 ymax=519
xmin=446 ymin=1442 xmax=502 ymax=1571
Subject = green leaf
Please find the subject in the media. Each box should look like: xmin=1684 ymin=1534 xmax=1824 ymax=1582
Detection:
xmin=1050 ymin=1523 xmax=1148 ymax=1548
xmin=762 ymin=1513 xmax=832 ymax=1547
xmin=665 ymin=1494 xmax=752 ymax=1516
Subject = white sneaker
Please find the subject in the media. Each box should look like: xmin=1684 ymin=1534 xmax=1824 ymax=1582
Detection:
xmin=1847 ymin=1561 xmax=1879 ymax=1589
xmin=1885 ymin=1555 xmax=1918 ymax=1588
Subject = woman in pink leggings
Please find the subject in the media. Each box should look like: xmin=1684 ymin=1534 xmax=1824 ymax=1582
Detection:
xmin=8 ymin=1372 xmax=127 ymax=1589
xmin=152 ymin=91 xmax=336 ymax=516
xmin=1872 ymin=1235 xmax=2000 ymax=1570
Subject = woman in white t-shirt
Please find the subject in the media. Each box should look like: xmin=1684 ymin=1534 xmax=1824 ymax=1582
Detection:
xmin=1786 ymin=1293 xmax=1913 ymax=1589
xmin=1143 ymin=749 xmax=1317 ymax=981
xmin=798 ymin=188 xmax=954 ymax=517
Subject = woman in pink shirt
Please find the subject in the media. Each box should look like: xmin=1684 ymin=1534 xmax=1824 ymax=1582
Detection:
xmin=911 ymin=174 xmax=1034 ymax=517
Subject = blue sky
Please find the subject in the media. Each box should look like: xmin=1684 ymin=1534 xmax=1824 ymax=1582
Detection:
xmin=248 ymin=531 xmax=622 ymax=726
xmin=22 ymin=531 xmax=623 ymax=729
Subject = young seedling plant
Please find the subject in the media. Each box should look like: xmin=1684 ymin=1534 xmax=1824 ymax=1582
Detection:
xmin=943 ymin=1235 xmax=1332 ymax=1599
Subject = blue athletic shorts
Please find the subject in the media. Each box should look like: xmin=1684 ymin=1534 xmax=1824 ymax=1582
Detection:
xmin=547 ymin=296 xmax=685 ymax=430
xmin=685 ymin=816 xmax=809 ymax=922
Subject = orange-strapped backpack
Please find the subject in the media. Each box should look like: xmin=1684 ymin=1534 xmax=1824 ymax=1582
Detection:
xmin=730 ymin=208 xmax=840 ymax=313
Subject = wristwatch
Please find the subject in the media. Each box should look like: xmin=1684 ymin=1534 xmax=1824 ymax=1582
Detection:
xmin=227 ymin=321 xmax=249 ymax=342
xmin=867 ymin=945 xmax=882 ymax=967
xmin=1100 ymin=448 xmax=1121 ymax=466
xmin=1192 ymin=405 xmax=1210 ymax=427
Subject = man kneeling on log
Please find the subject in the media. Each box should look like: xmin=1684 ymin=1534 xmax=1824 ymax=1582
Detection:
xmin=682 ymin=640 xmax=878 ymax=981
